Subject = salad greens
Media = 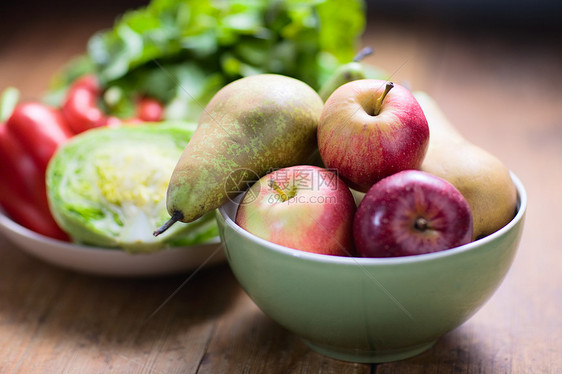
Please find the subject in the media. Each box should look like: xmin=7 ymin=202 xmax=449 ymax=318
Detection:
xmin=46 ymin=122 xmax=218 ymax=252
xmin=46 ymin=0 xmax=366 ymax=121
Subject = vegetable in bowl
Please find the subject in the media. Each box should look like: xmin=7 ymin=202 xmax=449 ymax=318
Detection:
xmin=46 ymin=122 xmax=218 ymax=253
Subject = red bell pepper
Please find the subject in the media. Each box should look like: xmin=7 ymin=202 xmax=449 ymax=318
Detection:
xmin=62 ymin=75 xmax=165 ymax=132
xmin=0 ymin=122 xmax=69 ymax=240
xmin=0 ymin=185 xmax=67 ymax=240
xmin=0 ymin=92 xmax=71 ymax=240
xmin=62 ymin=75 xmax=120 ymax=133
xmin=136 ymin=96 xmax=164 ymax=122
xmin=6 ymin=102 xmax=73 ymax=173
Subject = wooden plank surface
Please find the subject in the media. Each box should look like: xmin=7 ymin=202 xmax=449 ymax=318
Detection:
xmin=1 ymin=3 xmax=561 ymax=373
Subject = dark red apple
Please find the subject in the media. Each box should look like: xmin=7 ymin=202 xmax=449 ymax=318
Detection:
xmin=353 ymin=170 xmax=473 ymax=257
xmin=317 ymin=79 xmax=429 ymax=192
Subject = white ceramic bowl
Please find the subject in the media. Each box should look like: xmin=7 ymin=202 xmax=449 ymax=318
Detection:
xmin=0 ymin=211 xmax=224 ymax=277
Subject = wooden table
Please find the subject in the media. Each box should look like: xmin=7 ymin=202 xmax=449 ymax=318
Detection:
xmin=1 ymin=3 xmax=561 ymax=373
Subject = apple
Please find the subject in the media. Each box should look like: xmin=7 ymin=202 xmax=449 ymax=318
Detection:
xmin=353 ymin=170 xmax=473 ymax=258
xmin=235 ymin=165 xmax=356 ymax=256
xmin=318 ymin=79 xmax=430 ymax=192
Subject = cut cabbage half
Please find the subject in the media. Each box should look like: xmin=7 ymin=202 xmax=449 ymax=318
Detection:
xmin=46 ymin=122 xmax=218 ymax=253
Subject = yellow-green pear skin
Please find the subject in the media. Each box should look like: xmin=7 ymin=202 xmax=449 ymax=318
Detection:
xmin=319 ymin=61 xmax=368 ymax=102
xmin=318 ymin=47 xmax=388 ymax=102
xmin=414 ymin=91 xmax=517 ymax=240
xmin=167 ymin=74 xmax=323 ymax=223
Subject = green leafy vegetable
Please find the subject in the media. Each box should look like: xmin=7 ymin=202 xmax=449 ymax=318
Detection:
xmin=46 ymin=0 xmax=366 ymax=121
xmin=46 ymin=122 xmax=218 ymax=252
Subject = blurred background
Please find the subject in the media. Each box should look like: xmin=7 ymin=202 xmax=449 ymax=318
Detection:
xmin=4 ymin=0 xmax=562 ymax=32
xmin=2 ymin=0 xmax=561 ymax=98
xmin=371 ymin=0 xmax=562 ymax=30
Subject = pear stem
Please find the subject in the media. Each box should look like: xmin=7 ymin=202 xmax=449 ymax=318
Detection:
xmin=153 ymin=210 xmax=183 ymax=237
xmin=374 ymin=82 xmax=394 ymax=116
xmin=353 ymin=46 xmax=374 ymax=62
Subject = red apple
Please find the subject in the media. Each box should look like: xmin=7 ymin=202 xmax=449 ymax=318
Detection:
xmin=235 ymin=165 xmax=356 ymax=256
xmin=353 ymin=170 xmax=473 ymax=258
xmin=318 ymin=79 xmax=429 ymax=192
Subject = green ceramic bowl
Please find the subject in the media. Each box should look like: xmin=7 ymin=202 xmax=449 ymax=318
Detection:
xmin=216 ymin=172 xmax=526 ymax=363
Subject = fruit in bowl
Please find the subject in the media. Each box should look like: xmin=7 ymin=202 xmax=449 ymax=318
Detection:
xmin=211 ymin=80 xmax=524 ymax=363
xmin=414 ymin=91 xmax=517 ymax=240
xmin=216 ymin=173 xmax=526 ymax=363
xmin=235 ymin=165 xmax=356 ymax=256
xmin=354 ymin=170 xmax=473 ymax=258
xmin=317 ymin=79 xmax=430 ymax=192
xmin=156 ymin=74 xmax=323 ymax=235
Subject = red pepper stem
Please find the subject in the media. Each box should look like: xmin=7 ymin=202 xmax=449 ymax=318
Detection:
xmin=0 ymin=87 xmax=20 ymax=122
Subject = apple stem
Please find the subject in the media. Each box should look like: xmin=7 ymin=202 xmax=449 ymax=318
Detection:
xmin=374 ymin=82 xmax=394 ymax=116
xmin=268 ymin=179 xmax=297 ymax=202
xmin=414 ymin=217 xmax=429 ymax=232
xmin=268 ymin=179 xmax=288 ymax=202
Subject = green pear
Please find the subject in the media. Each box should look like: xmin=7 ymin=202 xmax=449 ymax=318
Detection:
xmin=414 ymin=91 xmax=517 ymax=240
xmin=318 ymin=47 xmax=387 ymax=102
xmin=154 ymin=74 xmax=323 ymax=235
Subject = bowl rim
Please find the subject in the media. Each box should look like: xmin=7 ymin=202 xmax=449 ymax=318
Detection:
xmin=0 ymin=208 xmax=220 ymax=255
xmin=218 ymin=171 xmax=527 ymax=265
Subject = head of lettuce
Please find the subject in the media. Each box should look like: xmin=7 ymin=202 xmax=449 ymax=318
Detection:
xmin=46 ymin=122 xmax=218 ymax=253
